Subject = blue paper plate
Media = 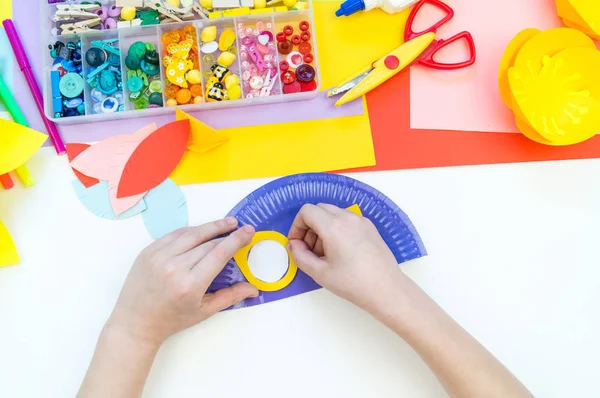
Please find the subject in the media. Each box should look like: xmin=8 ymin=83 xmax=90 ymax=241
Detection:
xmin=209 ymin=173 xmax=426 ymax=308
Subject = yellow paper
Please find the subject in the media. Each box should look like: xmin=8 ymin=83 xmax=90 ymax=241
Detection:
xmin=0 ymin=220 xmax=20 ymax=267
xmin=169 ymin=1 xmax=383 ymax=185
xmin=175 ymin=108 xmax=230 ymax=153
xmin=0 ymin=119 xmax=48 ymax=175
xmin=0 ymin=1 xmax=11 ymax=22
xmin=314 ymin=3 xmax=411 ymax=89
xmin=170 ymin=110 xmax=374 ymax=184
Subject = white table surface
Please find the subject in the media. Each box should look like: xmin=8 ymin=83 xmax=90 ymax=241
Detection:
xmin=1 ymin=147 xmax=599 ymax=397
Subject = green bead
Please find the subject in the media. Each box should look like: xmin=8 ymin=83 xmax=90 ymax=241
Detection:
xmin=125 ymin=54 xmax=141 ymax=70
xmin=145 ymin=42 xmax=155 ymax=52
xmin=134 ymin=97 xmax=149 ymax=110
xmin=128 ymin=41 xmax=147 ymax=58
xmin=149 ymin=92 xmax=164 ymax=106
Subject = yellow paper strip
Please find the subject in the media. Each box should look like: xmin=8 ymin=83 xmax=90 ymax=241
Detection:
xmin=0 ymin=221 xmax=20 ymax=267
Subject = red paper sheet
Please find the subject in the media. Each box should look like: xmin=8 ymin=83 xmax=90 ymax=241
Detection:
xmin=344 ymin=70 xmax=600 ymax=174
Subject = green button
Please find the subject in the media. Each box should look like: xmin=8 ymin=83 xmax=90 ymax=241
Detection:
xmin=59 ymin=73 xmax=84 ymax=98
xmin=127 ymin=76 xmax=144 ymax=93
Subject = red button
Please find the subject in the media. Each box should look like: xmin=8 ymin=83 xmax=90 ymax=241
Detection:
xmin=298 ymin=41 xmax=312 ymax=55
xmin=283 ymin=25 xmax=294 ymax=36
xmin=283 ymin=81 xmax=301 ymax=94
xmin=300 ymin=31 xmax=311 ymax=42
xmin=384 ymin=55 xmax=400 ymax=69
xmin=299 ymin=21 xmax=310 ymax=31
xmin=276 ymin=32 xmax=287 ymax=42
xmin=299 ymin=80 xmax=317 ymax=92
xmin=279 ymin=60 xmax=289 ymax=71
xmin=291 ymin=34 xmax=301 ymax=45
xmin=277 ymin=40 xmax=293 ymax=55
xmin=303 ymin=53 xmax=314 ymax=63
xmin=281 ymin=70 xmax=296 ymax=84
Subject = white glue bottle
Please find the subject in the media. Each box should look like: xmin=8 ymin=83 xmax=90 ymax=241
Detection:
xmin=336 ymin=0 xmax=418 ymax=17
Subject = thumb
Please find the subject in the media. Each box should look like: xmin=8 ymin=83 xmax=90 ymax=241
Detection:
xmin=288 ymin=239 xmax=325 ymax=278
xmin=201 ymin=282 xmax=259 ymax=315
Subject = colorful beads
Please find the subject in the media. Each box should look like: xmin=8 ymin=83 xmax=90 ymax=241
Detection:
xmin=162 ymin=26 xmax=201 ymax=105
xmin=125 ymin=40 xmax=162 ymax=110
xmin=277 ymin=20 xmax=317 ymax=94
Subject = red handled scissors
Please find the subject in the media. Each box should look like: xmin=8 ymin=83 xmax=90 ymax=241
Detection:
xmin=328 ymin=0 xmax=476 ymax=106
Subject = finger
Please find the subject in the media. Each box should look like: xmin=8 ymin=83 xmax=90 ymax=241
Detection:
xmin=168 ymin=217 xmax=239 ymax=256
xmin=201 ymin=282 xmax=259 ymax=316
xmin=288 ymin=204 xmax=334 ymax=241
xmin=313 ymin=237 xmax=325 ymax=257
xmin=317 ymin=203 xmax=344 ymax=215
xmin=179 ymin=238 xmax=224 ymax=269
xmin=304 ymin=229 xmax=318 ymax=250
xmin=288 ymin=239 xmax=326 ymax=278
xmin=150 ymin=227 xmax=189 ymax=252
xmin=192 ymin=225 xmax=255 ymax=284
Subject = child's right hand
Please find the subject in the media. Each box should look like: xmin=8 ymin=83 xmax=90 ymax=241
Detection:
xmin=287 ymin=204 xmax=408 ymax=316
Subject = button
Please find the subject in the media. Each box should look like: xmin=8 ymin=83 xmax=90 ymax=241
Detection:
xmin=286 ymin=51 xmax=304 ymax=68
xmin=300 ymin=31 xmax=311 ymax=42
xmin=85 ymin=47 xmax=106 ymax=67
xmin=299 ymin=21 xmax=310 ymax=31
xmin=108 ymin=53 xmax=121 ymax=66
xmin=98 ymin=70 xmax=119 ymax=95
xmin=283 ymin=25 xmax=294 ymax=36
xmin=91 ymin=88 xmax=107 ymax=102
xmin=281 ymin=70 xmax=296 ymax=84
xmin=149 ymin=80 xmax=163 ymax=93
xmin=283 ymin=81 xmax=301 ymax=94
xmin=295 ymin=64 xmax=315 ymax=82
xmin=144 ymin=50 xmax=160 ymax=65
xmin=129 ymin=41 xmax=147 ymax=58
xmin=249 ymin=75 xmax=264 ymax=89
xmin=65 ymin=97 xmax=83 ymax=109
xmin=276 ymin=32 xmax=287 ymax=43
xmin=149 ymin=92 xmax=164 ymax=106
xmin=59 ymin=73 xmax=84 ymax=98
xmin=291 ymin=35 xmax=301 ymax=45
xmin=101 ymin=96 xmax=119 ymax=113
xmin=299 ymin=80 xmax=317 ymax=92
xmin=201 ymin=41 xmax=219 ymax=54
xmin=279 ymin=60 xmax=289 ymax=71
xmin=127 ymin=76 xmax=144 ymax=93
xmin=278 ymin=40 xmax=293 ymax=55
xmin=298 ymin=41 xmax=311 ymax=55
xmin=125 ymin=54 xmax=141 ymax=70
xmin=141 ymin=60 xmax=160 ymax=76
xmin=303 ymin=53 xmax=314 ymax=63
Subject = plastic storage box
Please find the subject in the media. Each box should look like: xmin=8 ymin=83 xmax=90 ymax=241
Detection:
xmin=41 ymin=0 xmax=321 ymax=125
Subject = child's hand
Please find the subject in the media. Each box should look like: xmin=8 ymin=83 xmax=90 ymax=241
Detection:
xmin=287 ymin=204 xmax=407 ymax=315
xmin=106 ymin=219 xmax=258 ymax=346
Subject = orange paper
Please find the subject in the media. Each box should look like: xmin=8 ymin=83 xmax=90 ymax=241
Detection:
xmin=66 ymin=144 xmax=100 ymax=188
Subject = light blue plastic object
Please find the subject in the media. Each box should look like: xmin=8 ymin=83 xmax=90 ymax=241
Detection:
xmin=142 ymin=178 xmax=188 ymax=239
xmin=336 ymin=0 xmax=366 ymax=17
xmin=72 ymin=179 xmax=147 ymax=220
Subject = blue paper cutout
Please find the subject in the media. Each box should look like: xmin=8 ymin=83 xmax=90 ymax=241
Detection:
xmin=142 ymin=178 xmax=188 ymax=239
xmin=72 ymin=179 xmax=147 ymax=220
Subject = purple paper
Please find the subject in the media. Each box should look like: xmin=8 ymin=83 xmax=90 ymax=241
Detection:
xmin=12 ymin=2 xmax=364 ymax=144
xmin=211 ymin=173 xmax=427 ymax=309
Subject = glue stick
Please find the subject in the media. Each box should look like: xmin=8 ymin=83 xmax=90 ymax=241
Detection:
xmin=336 ymin=0 xmax=418 ymax=17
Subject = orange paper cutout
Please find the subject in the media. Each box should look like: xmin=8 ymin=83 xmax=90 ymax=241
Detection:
xmin=66 ymin=144 xmax=100 ymax=188
xmin=117 ymin=120 xmax=190 ymax=198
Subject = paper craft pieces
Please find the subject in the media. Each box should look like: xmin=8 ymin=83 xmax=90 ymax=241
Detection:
xmin=141 ymin=178 xmax=188 ymax=239
xmin=501 ymin=28 xmax=600 ymax=146
xmin=72 ymin=179 xmax=147 ymax=220
xmin=556 ymin=0 xmax=600 ymax=40
xmin=117 ymin=120 xmax=190 ymax=198
xmin=66 ymin=144 xmax=100 ymax=188
xmin=175 ymin=109 xmax=229 ymax=153
xmin=0 ymin=119 xmax=47 ymax=175
xmin=209 ymin=173 xmax=426 ymax=310
xmin=0 ymin=221 xmax=19 ymax=267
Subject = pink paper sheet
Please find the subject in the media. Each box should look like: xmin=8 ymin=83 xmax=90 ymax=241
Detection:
xmin=410 ymin=0 xmax=562 ymax=133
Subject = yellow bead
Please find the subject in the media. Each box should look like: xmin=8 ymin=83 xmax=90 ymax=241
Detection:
xmin=224 ymin=74 xmax=240 ymax=89
xmin=218 ymin=29 xmax=236 ymax=51
xmin=217 ymin=51 xmax=236 ymax=67
xmin=254 ymin=0 xmax=266 ymax=8
xmin=228 ymin=84 xmax=242 ymax=100
xmin=201 ymin=26 xmax=217 ymax=43
xmin=186 ymin=69 xmax=202 ymax=85
xmin=166 ymin=98 xmax=178 ymax=107
xmin=121 ymin=6 xmax=137 ymax=21
xmin=193 ymin=96 xmax=204 ymax=104
xmin=293 ymin=1 xmax=308 ymax=9
xmin=200 ymin=0 xmax=213 ymax=9
xmin=283 ymin=0 xmax=296 ymax=7
xmin=166 ymin=0 xmax=180 ymax=7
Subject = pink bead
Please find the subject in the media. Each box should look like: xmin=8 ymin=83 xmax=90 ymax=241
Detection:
xmin=264 ymin=61 xmax=273 ymax=69
xmin=267 ymin=42 xmax=276 ymax=50
xmin=241 ymin=60 xmax=250 ymax=69
xmin=252 ymin=89 xmax=260 ymax=97
xmin=266 ymin=22 xmax=272 ymax=29
xmin=237 ymin=22 xmax=244 ymax=30
xmin=245 ymin=27 xmax=253 ymax=35
xmin=238 ymin=28 xmax=245 ymax=37
xmin=239 ymin=51 xmax=248 ymax=61
xmin=242 ymin=36 xmax=254 ymax=46
xmin=264 ymin=54 xmax=273 ymax=62
xmin=256 ymin=21 xmax=265 ymax=32
xmin=253 ymin=29 xmax=260 ymax=36
xmin=242 ymin=70 xmax=251 ymax=81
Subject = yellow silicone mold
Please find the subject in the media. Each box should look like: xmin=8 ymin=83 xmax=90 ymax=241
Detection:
xmin=556 ymin=0 xmax=600 ymax=40
xmin=508 ymin=47 xmax=600 ymax=146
